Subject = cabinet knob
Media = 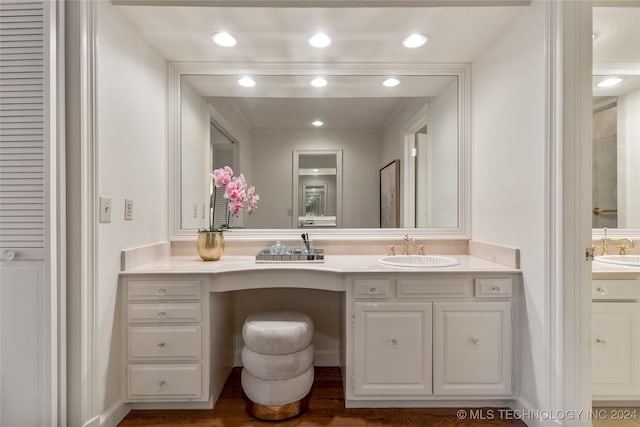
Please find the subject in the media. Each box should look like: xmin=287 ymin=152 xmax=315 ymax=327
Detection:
xmin=596 ymin=338 xmax=606 ymax=344
xmin=3 ymin=250 xmax=16 ymax=261
xmin=157 ymin=311 xmax=166 ymax=319
xmin=492 ymin=286 xmax=502 ymax=293
xmin=370 ymin=287 xmax=377 ymax=294
xmin=471 ymin=337 xmax=480 ymax=345
xmin=390 ymin=339 xmax=398 ymax=346
xmin=595 ymin=287 xmax=608 ymax=296
xmin=156 ymin=288 xmax=167 ymax=296
xmin=157 ymin=380 xmax=166 ymax=390
xmin=157 ymin=342 xmax=166 ymax=351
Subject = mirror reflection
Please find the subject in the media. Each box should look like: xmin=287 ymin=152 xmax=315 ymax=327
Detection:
xmin=592 ymin=75 xmax=640 ymax=229
xmin=294 ymin=150 xmax=342 ymax=228
xmin=179 ymin=74 xmax=459 ymax=230
xmin=592 ymin=6 xmax=640 ymax=230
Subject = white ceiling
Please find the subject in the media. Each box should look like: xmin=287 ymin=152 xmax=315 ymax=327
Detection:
xmin=593 ymin=7 xmax=640 ymax=70
xmin=116 ymin=6 xmax=526 ymax=63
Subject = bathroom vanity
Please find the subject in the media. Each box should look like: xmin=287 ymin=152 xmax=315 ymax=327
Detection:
xmin=592 ymin=260 xmax=640 ymax=403
xmin=119 ymin=254 xmax=520 ymax=409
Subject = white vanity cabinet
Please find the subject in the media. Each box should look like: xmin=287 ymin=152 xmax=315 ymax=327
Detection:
xmin=353 ymin=301 xmax=433 ymax=396
xmin=591 ymin=279 xmax=640 ymax=401
xmin=346 ymin=275 xmax=515 ymax=405
xmin=122 ymin=278 xmax=210 ymax=402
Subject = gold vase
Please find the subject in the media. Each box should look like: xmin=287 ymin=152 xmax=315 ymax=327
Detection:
xmin=197 ymin=231 xmax=225 ymax=261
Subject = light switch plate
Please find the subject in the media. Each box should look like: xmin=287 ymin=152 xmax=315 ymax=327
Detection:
xmin=124 ymin=199 xmax=133 ymax=221
xmin=99 ymin=197 xmax=111 ymax=223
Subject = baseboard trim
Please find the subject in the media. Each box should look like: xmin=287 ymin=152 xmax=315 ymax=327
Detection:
xmin=511 ymin=397 xmax=562 ymax=427
xmin=82 ymin=415 xmax=100 ymax=427
xmin=99 ymin=399 xmax=131 ymax=427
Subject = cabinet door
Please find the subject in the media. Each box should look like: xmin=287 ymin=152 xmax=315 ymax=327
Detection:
xmin=353 ymin=302 xmax=432 ymax=396
xmin=592 ymin=302 xmax=640 ymax=399
xmin=434 ymin=302 xmax=512 ymax=396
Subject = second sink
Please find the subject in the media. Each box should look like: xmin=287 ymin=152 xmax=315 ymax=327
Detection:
xmin=595 ymin=255 xmax=640 ymax=267
xmin=378 ymin=255 xmax=459 ymax=268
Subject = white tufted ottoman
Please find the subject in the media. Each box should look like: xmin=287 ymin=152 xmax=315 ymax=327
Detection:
xmin=241 ymin=310 xmax=314 ymax=420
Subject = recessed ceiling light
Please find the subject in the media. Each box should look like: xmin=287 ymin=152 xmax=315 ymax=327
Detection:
xmin=382 ymin=78 xmax=400 ymax=87
xmin=238 ymin=77 xmax=256 ymax=87
xmin=312 ymin=120 xmax=324 ymax=127
xmin=311 ymin=77 xmax=328 ymax=88
xmin=403 ymin=33 xmax=428 ymax=48
xmin=597 ymin=77 xmax=624 ymax=88
xmin=211 ymin=32 xmax=236 ymax=47
xmin=309 ymin=32 xmax=331 ymax=48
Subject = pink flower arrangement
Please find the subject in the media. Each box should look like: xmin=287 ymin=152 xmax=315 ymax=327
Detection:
xmin=203 ymin=166 xmax=259 ymax=232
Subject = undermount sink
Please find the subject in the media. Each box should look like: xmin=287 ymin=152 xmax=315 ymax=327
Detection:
xmin=378 ymin=255 xmax=460 ymax=268
xmin=595 ymin=255 xmax=640 ymax=267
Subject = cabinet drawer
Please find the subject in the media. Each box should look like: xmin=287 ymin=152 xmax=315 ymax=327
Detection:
xmin=397 ymin=278 xmax=473 ymax=299
xmin=475 ymin=278 xmax=513 ymax=298
xmin=128 ymin=364 xmax=202 ymax=399
xmin=592 ymin=280 xmax=639 ymax=301
xmin=128 ymin=326 xmax=201 ymax=361
xmin=128 ymin=280 xmax=202 ymax=301
xmin=128 ymin=302 xmax=201 ymax=323
xmin=354 ymin=279 xmax=394 ymax=299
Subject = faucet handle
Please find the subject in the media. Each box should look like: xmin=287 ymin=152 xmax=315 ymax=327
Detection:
xmin=388 ymin=245 xmax=396 ymax=256
xmin=618 ymin=245 xmax=629 ymax=255
xmin=417 ymin=245 xmax=425 ymax=256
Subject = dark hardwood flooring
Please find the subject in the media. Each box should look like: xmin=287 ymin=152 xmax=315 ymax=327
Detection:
xmin=119 ymin=368 xmax=527 ymax=426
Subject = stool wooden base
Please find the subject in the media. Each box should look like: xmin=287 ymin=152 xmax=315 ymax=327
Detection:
xmin=245 ymin=394 xmax=310 ymax=421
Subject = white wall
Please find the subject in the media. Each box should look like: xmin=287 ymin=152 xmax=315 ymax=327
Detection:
xmin=248 ymin=129 xmax=382 ymax=228
xmin=470 ymin=0 xmax=547 ymax=414
xmin=427 ymin=80 xmax=459 ymax=228
xmin=96 ymin=0 xmax=168 ymax=421
xmin=181 ymin=80 xmax=209 ymax=230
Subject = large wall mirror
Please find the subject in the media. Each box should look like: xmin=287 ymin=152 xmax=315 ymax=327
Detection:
xmin=592 ymin=6 xmax=640 ymax=238
xmin=170 ymin=63 xmax=470 ymax=240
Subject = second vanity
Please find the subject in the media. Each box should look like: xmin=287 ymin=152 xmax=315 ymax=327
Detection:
xmin=119 ymin=254 xmax=520 ymax=409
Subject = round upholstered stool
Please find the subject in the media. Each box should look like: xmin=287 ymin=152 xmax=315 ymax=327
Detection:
xmin=241 ymin=310 xmax=314 ymax=421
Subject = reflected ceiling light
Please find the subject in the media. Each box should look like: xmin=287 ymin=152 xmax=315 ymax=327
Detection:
xmin=211 ymin=32 xmax=237 ymax=47
xmin=238 ymin=77 xmax=256 ymax=87
xmin=382 ymin=78 xmax=400 ymax=87
xmin=309 ymin=32 xmax=331 ymax=48
xmin=403 ymin=33 xmax=428 ymax=48
xmin=312 ymin=120 xmax=324 ymax=127
xmin=592 ymin=32 xmax=598 ymax=41
xmin=597 ymin=77 xmax=624 ymax=88
xmin=311 ymin=77 xmax=328 ymax=87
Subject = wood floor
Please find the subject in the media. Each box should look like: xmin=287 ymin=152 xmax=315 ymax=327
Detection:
xmin=119 ymin=368 xmax=527 ymax=426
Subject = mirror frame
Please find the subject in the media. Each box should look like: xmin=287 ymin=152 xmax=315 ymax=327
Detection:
xmin=592 ymin=64 xmax=640 ymax=240
xmin=169 ymin=62 xmax=471 ymax=241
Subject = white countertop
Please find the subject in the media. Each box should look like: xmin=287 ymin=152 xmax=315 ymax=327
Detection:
xmin=121 ymin=254 xmax=520 ymax=275
xmin=593 ymin=259 xmax=640 ymax=274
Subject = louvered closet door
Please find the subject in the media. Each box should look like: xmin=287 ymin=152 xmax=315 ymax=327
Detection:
xmin=0 ymin=0 xmax=44 ymax=260
xmin=0 ymin=2 xmax=51 ymax=426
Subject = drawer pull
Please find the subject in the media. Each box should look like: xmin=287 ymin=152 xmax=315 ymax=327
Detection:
xmin=390 ymin=338 xmax=398 ymax=346
xmin=492 ymin=286 xmax=502 ymax=293
xmin=370 ymin=287 xmax=377 ymax=294
xmin=157 ymin=380 xmax=166 ymax=391
xmin=157 ymin=342 xmax=166 ymax=352
xmin=595 ymin=287 xmax=608 ymax=296
xmin=156 ymin=288 xmax=167 ymax=296
xmin=157 ymin=311 xmax=166 ymax=320
xmin=471 ymin=337 xmax=480 ymax=345
xmin=596 ymin=338 xmax=606 ymax=344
